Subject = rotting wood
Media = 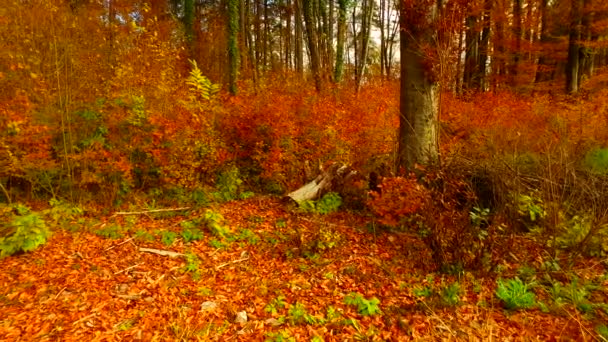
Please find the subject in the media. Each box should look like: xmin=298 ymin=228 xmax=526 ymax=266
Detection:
xmin=286 ymin=162 xmax=359 ymax=203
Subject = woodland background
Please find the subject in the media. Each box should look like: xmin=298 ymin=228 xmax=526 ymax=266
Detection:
xmin=1 ymin=0 xmax=608 ymax=340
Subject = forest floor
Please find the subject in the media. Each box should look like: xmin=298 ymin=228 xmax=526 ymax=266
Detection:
xmin=1 ymin=196 xmax=607 ymax=341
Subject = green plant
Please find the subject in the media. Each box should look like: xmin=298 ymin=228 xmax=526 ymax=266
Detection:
xmin=209 ymin=239 xmax=226 ymax=249
xmin=413 ymin=286 xmax=433 ymax=298
xmin=0 ymin=207 xmax=51 ymax=257
xmin=183 ymin=252 xmax=201 ymax=280
xmin=440 ymin=282 xmax=461 ymax=306
xmin=264 ymin=330 xmax=295 ymax=342
xmin=313 ymin=227 xmax=342 ymax=251
xmin=180 ymin=219 xmax=205 ymax=243
xmin=344 ymin=292 xmax=382 ymax=316
xmin=159 ymin=230 xmax=178 ymax=246
xmin=548 ymin=277 xmax=596 ymax=313
xmin=582 ymin=147 xmax=608 ymax=174
xmin=134 ymin=229 xmax=155 ymax=242
xmin=495 ymin=277 xmax=536 ymax=310
xmin=299 ymin=192 xmax=343 ymax=215
xmin=46 ymin=198 xmax=84 ymax=227
xmin=233 ymin=228 xmax=259 ymax=245
xmin=470 ymin=207 xmax=490 ymax=227
xmin=95 ymin=224 xmax=125 ymax=240
xmin=515 ymin=193 xmax=546 ymax=229
xmin=556 ymin=215 xmax=608 ymax=257
xmin=275 ymin=219 xmax=287 ymax=229
xmin=265 ymin=295 xmax=287 ymax=315
xmin=212 ymin=167 xmax=252 ymax=202
xmin=287 ymin=302 xmax=317 ymax=325
xmin=596 ymin=324 xmax=608 ymax=340
xmin=204 ymin=210 xmax=232 ymax=239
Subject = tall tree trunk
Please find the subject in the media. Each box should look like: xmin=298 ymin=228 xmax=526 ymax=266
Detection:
xmin=184 ymin=0 xmax=195 ymax=53
xmin=463 ymin=12 xmax=479 ymax=90
xmin=334 ymin=0 xmax=347 ymax=82
xmin=294 ymin=0 xmax=304 ymax=75
xmin=398 ymin=0 xmax=440 ymax=171
xmin=355 ymin=0 xmax=373 ymax=91
xmin=263 ymin=0 xmax=269 ymax=69
xmin=303 ymin=0 xmax=322 ymax=91
xmin=534 ymin=0 xmax=550 ymax=83
xmin=285 ymin=0 xmax=293 ymax=70
xmin=254 ymin=0 xmax=262 ymax=76
xmin=511 ymin=0 xmax=522 ymax=87
xmin=228 ymin=0 xmax=240 ymax=95
xmin=566 ymin=0 xmax=583 ymax=94
xmin=477 ymin=0 xmax=491 ymax=90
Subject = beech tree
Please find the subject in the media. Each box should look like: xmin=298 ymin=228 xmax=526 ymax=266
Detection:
xmin=397 ymin=0 xmax=440 ymax=171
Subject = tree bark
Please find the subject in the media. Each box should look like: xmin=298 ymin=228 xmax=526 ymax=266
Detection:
xmin=227 ymin=0 xmax=240 ymax=95
xmin=398 ymin=0 xmax=440 ymax=171
xmin=334 ymin=0 xmax=347 ymax=82
xmin=566 ymin=0 xmax=583 ymax=94
xmin=303 ymin=0 xmax=322 ymax=91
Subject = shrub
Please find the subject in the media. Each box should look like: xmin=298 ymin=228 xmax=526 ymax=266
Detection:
xmin=0 ymin=205 xmax=51 ymax=257
xmin=496 ymin=277 xmax=536 ymax=310
xmin=583 ymin=147 xmax=608 ymax=174
xmin=367 ymin=175 xmax=430 ymax=227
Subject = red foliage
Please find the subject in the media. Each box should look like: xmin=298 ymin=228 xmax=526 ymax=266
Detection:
xmin=367 ymin=175 xmax=431 ymax=227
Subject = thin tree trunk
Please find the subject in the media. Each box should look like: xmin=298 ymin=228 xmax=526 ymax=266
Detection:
xmin=334 ymin=0 xmax=347 ymax=82
xmin=511 ymin=0 xmax=522 ymax=87
xmin=477 ymin=0 xmax=491 ymax=90
xmin=566 ymin=0 xmax=583 ymax=94
xmin=534 ymin=0 xmax=549 ymax=83
xmin=303 ymin=0 xmax=322 ymax=91
xmin=295 ymin=0 xmax=304 ymax=75
xmin=228 ymin=0 xmax=239 ymax=95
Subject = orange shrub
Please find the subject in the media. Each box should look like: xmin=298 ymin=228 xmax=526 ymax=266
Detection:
xmin=367 ymin=175 xmax=431 ymax=227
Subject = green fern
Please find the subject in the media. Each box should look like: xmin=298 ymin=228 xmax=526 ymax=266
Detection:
xmin=0 ymin=209 xmax=51 ymax=257
xmin=186 ymin=59 xmax=220 ymax=101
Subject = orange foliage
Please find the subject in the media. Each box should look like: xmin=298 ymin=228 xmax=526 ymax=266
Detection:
xmin=367 ymin=175 xmax=431 ymax=227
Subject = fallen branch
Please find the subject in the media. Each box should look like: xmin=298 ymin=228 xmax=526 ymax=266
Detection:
xmin=105 ymin=237 xmax=134 ymax=251
xmin=114 ymin=263 xmax=142 ymax=275
xmin=112 ymin=207 xmax=191 ymax=216
xmin=139 ymin=248 xmax=184 ymax=258
xmin=115 ymin=294 xmax=141 ymax=300
xmin=216 ymin=257 xmax=250 ymax=270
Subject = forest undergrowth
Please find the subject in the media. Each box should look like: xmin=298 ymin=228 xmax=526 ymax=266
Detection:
xmin=2 ymin=77 xmax=608 ymax=340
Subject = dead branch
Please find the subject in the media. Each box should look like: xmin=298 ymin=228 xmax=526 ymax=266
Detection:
xmin=112 ymin=207 xmax=191 ymax=216
xmin=105 ymin=237 xmax=134 ymax=251
xmin=114 ymin=263 xmax=143 ymax=275
xmin=139 ymin=248 xmax=185 ymax=258
xmin=216 ymin=257 xmax=250 ymax=270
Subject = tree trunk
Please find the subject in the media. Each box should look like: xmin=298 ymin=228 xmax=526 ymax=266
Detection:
xmin=566 ymin=0 xmax=583 ymax=94
xmin=227 ymin=0 xmax=239 ymax=95
xmin=355 ymin=0 xmax=373 ymax=92
xmin=398 ymin=0 xmax=440 ymax=171
xmin=534 ymin=0 xmax=550 ymax=83
xmin=511 ymin=0 xmax=522 ymax=87
xmin=477 ymin=0 xmax=491 ymax=90
xmin=294 ymin=0 xmax=304 ymax=75
xmin=463 ymin=13 xmax=479 ymax=90
xmin=334 ymin=0 xmax=347 ymax=82
xmin=303 ymin=0 xmax=322 ymax=91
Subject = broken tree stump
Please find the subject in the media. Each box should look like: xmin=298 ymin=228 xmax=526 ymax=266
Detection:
xmin=286 ymin=162 xmax=359 ymax=203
